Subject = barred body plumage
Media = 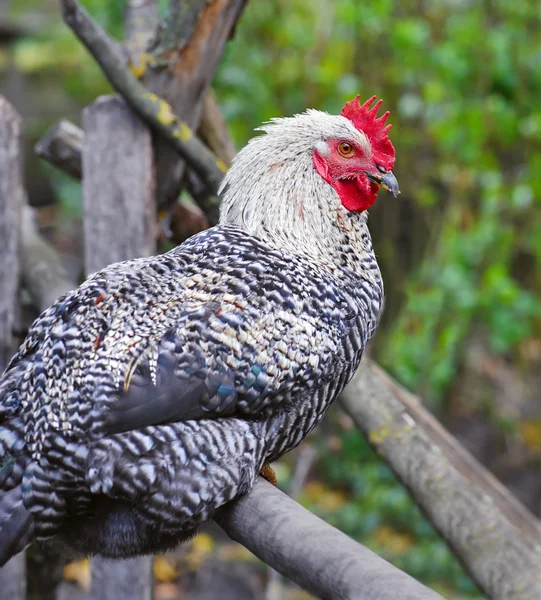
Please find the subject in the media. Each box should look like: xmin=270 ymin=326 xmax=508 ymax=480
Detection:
xmin=0 ymin=97 xmax=394 ymax=564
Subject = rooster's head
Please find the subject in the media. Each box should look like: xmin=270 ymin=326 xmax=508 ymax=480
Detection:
xmin=312 ymin=95 xmax=398 ymax=213
xmin=220 ymin=96 xmax=399 ymax=262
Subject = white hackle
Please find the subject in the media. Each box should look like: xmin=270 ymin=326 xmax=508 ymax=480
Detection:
xmin=219 ymin=109 xmax=376 ymax=273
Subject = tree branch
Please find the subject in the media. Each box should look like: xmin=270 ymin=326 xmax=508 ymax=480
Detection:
xmin=34 ymin=119 xmax=219 ymax=230
xmin=125 ymin=0 xmax=158 ymax=52
xmin=21 ymin=205 xmax=75 ymax=312
xmin=34 ymin=119 xmax=83 ymax=180
xmin=198 ymin=88 xmax=237 ymax=166
xmin=217 ymin=479 xmax=444 ymax=600
xmin=150 ymin=0 xmax=207 ymax=60
xmin=340 ymin=360 xmax=541 ymax=600
xmin=60 ymin=0 xmax=226 ymax=195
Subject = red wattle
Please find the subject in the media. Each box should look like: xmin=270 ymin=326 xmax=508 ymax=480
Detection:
xmin=333 ymin=177 xmax=378 ymax=213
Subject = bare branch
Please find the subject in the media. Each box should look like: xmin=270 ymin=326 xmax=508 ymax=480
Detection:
xmin=217 ymin=479 xmax=444 ymax=600
xmin=60 ymin=0 xmax=226 ymax=194
xmin=145 ymin=0 xmax=245 ymax=207
xmin=90 ymin=557 xmax=153 ymax=600
xmin=124 ymin=0 xmax=158 ymax=76
xmin=150 ymin=0 xmax=207 ymax=59
xmin=21 ymin=205 xmax=75 ymax=312
xmin=125 ymin=0 xmax=158 ymax=49
xmin=340 ymin=360 xmax=541 ymax=600
xmin=34 ymin=119 xmax=83 ymax=180
xmin=82 ymin=94 xmax=156 ymax=271
xmin=0 ymin=557 xmax=25 ymax=600
xmin=198 ymin=89 xmax=237 ymax=167
xmin=265 ymin=445 xmax=317 ymax=599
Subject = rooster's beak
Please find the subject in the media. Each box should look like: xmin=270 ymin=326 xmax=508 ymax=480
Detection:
xmin=365 ymin=170 xmax=400 ymax=197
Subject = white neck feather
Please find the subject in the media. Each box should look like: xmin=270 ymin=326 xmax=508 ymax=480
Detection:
xmin=219 ymin=111 xmax=376 ymax=276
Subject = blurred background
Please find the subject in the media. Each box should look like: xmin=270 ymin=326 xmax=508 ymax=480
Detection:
xmin=2 ymin=0 xmax=541 ymax=598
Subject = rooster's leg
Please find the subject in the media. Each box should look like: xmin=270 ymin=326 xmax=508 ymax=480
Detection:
xmin=259 ymin=462 xmax=277 ymax=486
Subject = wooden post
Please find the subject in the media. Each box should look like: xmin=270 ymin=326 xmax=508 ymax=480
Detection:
xmin=82 ymin=95 xmax=155 ymax=272
xmin=83 ymin=94 xmax=155 ymax=600
xmin=0 ymin=97 xmax=25 ymax=599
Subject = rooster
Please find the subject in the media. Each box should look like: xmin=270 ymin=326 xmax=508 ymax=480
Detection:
xmin=0 ymin=95 xmax=398 ymax=564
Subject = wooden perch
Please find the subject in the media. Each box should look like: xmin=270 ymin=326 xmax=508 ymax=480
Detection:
xmin=218 ymin=479 xmax=444 ymax=600
xmin=60 ymin=0 xmax=228 ymax=196
xmin=340 ymin=360 xmax=541 ymax=600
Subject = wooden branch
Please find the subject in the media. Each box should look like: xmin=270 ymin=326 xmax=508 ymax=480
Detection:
xmin=83 ymin=94 xmax=156 ymax=599
xmin=182 ymin=88 xmax=238 ymax=221
xmin=60 ymin=0 xmax=227 ymax=195
xmin=146 ymin=0 xmax=246 ymax=207
xmin=340 ymin=360 xmax=541 ymax=600
xmin=0 ymin=96 xmax=25 ymax=600
xmin=265 ymin=445 xmax=317 ymax=599
xmin=198 ymin=89 xmax=237 ymax=167
xmin=125 ymin=0 xmax=158 ymax=53
xmin=34 ymin=120 xmax=83 ymax=180
xmin=150 ymin=0 xmax=206 ymax=59
xmin=124 ymin=0 xmax=158 ymax=85
xmin=21 ymin=204 xmax=74 ymax=312
xmin=217 ymin=479 xmax=444 ymax=600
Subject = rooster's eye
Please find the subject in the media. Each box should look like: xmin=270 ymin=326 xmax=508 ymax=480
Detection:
xmin=338 ymin=142 xmax=355 ymax=157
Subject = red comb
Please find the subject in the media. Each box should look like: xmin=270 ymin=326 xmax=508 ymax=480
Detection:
xmin=341 ymin=95 xmax=395 ymax=170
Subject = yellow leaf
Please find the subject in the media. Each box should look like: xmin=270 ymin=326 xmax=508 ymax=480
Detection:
xmin=154 ymin=555 xmax=178 ymax=583
xmin=218 ymin=542 xmax=256 ymax=562
xmin=304 ymin=481 xmax=325 ymax=500
xmin=192 ymin=532 xmax=214 ymax=554
xmin=185 ymin=533 xmax=215 ymax=570
xmin=519 ymin=419 xmax=541 ymax=452
xmin=302 ymin=481 xmax=346 ymax=511
xmin=63 ymin=559 xmax=91 ymax=591
xmin=373 ymin=525 xmax=414 ymax=555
